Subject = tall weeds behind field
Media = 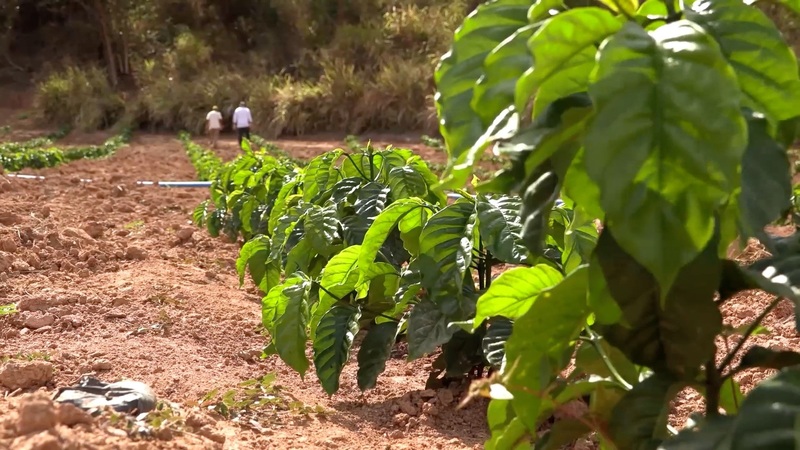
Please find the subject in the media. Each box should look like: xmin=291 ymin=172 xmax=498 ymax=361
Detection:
xmin=36 ymin=66 xmax=124 ymax=131
xmin=32 ymin=1 xmax=465 ymax=136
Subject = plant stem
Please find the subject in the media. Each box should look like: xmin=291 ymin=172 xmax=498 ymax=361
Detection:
xmin=718 ymin=295 xmax=781 ymax=375
xmin=705 ymin=357 xmax=721 ymax=417
xmin=343 ymin=153 xmax=368 ymax=180
xmin=583 ymin=328 xmax=633 ymax=391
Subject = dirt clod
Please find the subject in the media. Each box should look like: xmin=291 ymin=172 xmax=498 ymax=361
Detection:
xmin=23 ymin=312 xmax=56 ymax=329
xmin=124 ymin=246 xmax=147 ymax=260
xmin=0 ymin=360 xmax=54 ymax=390
xmin=0 ymin=211 xmax=22 ymax=225
xmin=57 ymin=403 xmax=93 ymax=427
xmin=16 ymin=393 xmax=57 ymax=435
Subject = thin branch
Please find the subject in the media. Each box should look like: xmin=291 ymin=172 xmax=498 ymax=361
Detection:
xmin=582 ymin=328 xmax=633 ymax=391
xmin=719 ymin=295 xmax=782 ymax=376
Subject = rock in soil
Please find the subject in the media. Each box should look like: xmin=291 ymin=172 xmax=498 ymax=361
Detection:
xmin=56 ymin=403 xmax=93 ymax=427
xmin=125 ymin=246 xmax=147 ymax=261
xmin=0 ymin=360 xmax=54 ymax=390
xmin=16 ymin=392 xmax=58 ymax=435
xmin=23 ymin=312 xmax=56 ymax=330
xmin=17 ymin=296 xmax=52 ymax=313
xmin=0 ymin=238 xmax=17 ymax=253
xmin=0 ymin=211 xmax=22 ymax=225
xmin=175 ymin=227 xmax=194 ymax=242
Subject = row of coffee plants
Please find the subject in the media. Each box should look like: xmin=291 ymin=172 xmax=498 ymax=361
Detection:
xmin=0 ymin=129 xmax=131 ymax=172
xmin=178 ymin=132 xmax=224 ymax=181
xmin=433 ymin=0 xmax=800 ymax=448
xmin=191 ymin=136 xmax=583 ymax=394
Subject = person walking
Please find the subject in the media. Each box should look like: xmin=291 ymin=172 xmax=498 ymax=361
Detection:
xmin=232 ymin=101 xmax=253 ymax=148
xmin=205 ymin=105 xmax=223 ymax=148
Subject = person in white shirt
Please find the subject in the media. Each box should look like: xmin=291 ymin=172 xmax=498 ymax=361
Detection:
xmin=205 ymin=105 xmax=223 ymax=148
xmin=232 ymin=101 xmax=253 ymax=148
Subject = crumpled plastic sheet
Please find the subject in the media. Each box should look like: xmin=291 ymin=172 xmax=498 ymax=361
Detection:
xmin=53 ymin=376 xmax=157 ymax=416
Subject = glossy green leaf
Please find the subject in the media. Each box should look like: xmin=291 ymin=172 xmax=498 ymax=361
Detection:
xmin=473 ymin=264 xmax=564 ymax=328
xmin=303 ymin=150 xmax=343 ymax=202
xmin=739 ymin=345 xmax=800 ymax=371
xmin=483 ymin=318 xmax=514 ymax=368
xmin=730 ymin=366 xmax=800 ymax=449
xmin=477 ymin=194 xmax=529 ymax=264
xmin=358 ymin=198 xmax=428 ymax=282
xmin=304 ymin=204 xmax=340 ymax=254
xmin=236 ymin=235 xmax=270 ymax=289
xmin=536 ymin=418 xmax=592 ymax=450
xmin=435 ymin=0 xmax=531 ymax=189
xmin=418 ymin=201 xmax=478 ymax=292
xmin=356 ymin=321 xmax=399 ymax=391
xmin=595 ymin=229 xmax=722 ymax=379
xmin=261 ymin=275 xmax=308 ymax=335
xmin=274 ymin=280 xmax=312 ymax=377
xmin=472 ymin=24 xmax=538 ymax=128
xmin=585 ymin=21 xmax=746 ymax=294
xmin=685 ymin=0 xmax=800 ymax=121
xmin=313 ymin=304 xmax=361 ymax=395
xmin=503 ymin=266 xmax=589 ymax=430
xmin=719 ymin=377 xmax=744 ymax=415
xmin=609 ymin=372 xmax=684 ymax=450
xmin=387 ymin=165 xmax=428 ymax=201
xmin=486 ymin=400 xmax=533 ymax=450
xmin=311 ymin=246 xmax=362 ymax=338
xmin=407 ymin=298 xmax=455 ymax=359
xmin=517 ymin=7 xmax=622 ymax=115
xmin=519 ymin=167 xmax=560 ymax=256
xmin=737 ymin=111 xmax=792 ymax=238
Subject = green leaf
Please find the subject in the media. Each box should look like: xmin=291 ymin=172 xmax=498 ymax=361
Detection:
xmin=435 ymin=0 xmax=531 ymax=189
xmin=536 ymin=418 xmax=592 ymax=450
xmin=477 ymin=194 xmax=529 ymax=264
xmin=685 ymin=0 xmax=800 ymax=121
xmin=407 ymin=298 xmax=455 ymax=359
xmin=574 ymin=339 xmax=640 ymax=386
xmin=418 ymin=201 xmax=478 ymax=292
xmin=236 ymin=236 xmax=270 ymax=289
xmin=503 ymin=266 xmax=589 ymax=431
xmin=519 ymin=167 xmax=560 ymax=256
xmin=358 ymin=198 xmax=428 ymax=282
xmin=517 ymin=7 xmax=622 ymax=115
xmin=719 ymin=377 xmax=744 ymax=415
xmin=311 ymin=246 xmax=362 ymax=338
xmin=274 ymin=280 xmax=311 ymax=377
xmin=262 ymin=275 xmax=307 ymax=335
xmin=387 ymin=166 xmax=428 ymax=200
xmin=595 ymin=229 xmax=723 ymax=379
xmin=486 ymin=400 xmax=534 ymax=450
xmin=483 ymin=318 xmax=514 ymax=368
xmin=473 ymin=265 xmax=564 ymax=328
xmin=313 ymin=304 xmax=361 ymax=395
xmin=598 ymin=0 xmax=638 ymax=15
xmin=472 ymin=24 xmax=539 ymax=128
xmin=561 ymin=206 xmax=598 ymax=274
xmin=739 ymin=345 xmax=800 ymax=371
xmin=304 ymin=205 xmax=340 ymax=254
xmin=585 ymin=21 xmax=747 ymax=294
xmin=357 ymin=321 xmax=400 ymax=391
xmin=303 ymin=150 xmax=343 ymax=202
xmin=737 ymin=111 xmax=792 ymax=238
xmin=608 ymin=372 xmax=684 ymax=450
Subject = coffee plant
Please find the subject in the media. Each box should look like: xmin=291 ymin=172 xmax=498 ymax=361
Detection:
xmin=0 ymin=129 xmax=131 ymax=172
xmin=435 ymin=0 xmax=800 ymax=448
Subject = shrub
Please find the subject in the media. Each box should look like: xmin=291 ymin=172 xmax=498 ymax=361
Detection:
xmin=36 ymin=66 xmax=124 ymax=131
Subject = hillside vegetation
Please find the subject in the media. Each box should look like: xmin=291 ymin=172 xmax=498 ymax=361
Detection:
xmin=1 ymin=0 xmax=799 ymax=138
xmin=1 ymin=0 xmax=475 ymax=135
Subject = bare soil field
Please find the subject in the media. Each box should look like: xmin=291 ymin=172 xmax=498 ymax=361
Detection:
xmin=1 ymin=125 xmax=799 ymax=450
xmin=0 ymin=131 xmax=487 ymax=450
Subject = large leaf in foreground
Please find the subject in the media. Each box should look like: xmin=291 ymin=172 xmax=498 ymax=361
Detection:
xmin=313 ymin=304 xmax=361 ymax=395
xmin=595 ymin=229 xmax=722 ymax=379
xmin=517 ymin=7 xmax=622 ymax=115
xmin=737 ymin=112 xmax=792 ymax=238
xmin=685 ymin=0 xmax=800 ymax=121
xmin=610 ymin=372 xmax=684 ymax=449
xmin=503 ymin=266 xmax=589 ymax=430
xmin=585 ymin=21 xmax=746 ymax=294
xmin=434 ymin=0 xmax=531 ymax=188
xmin=473 ymin=264 xmax=564 ymax=328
